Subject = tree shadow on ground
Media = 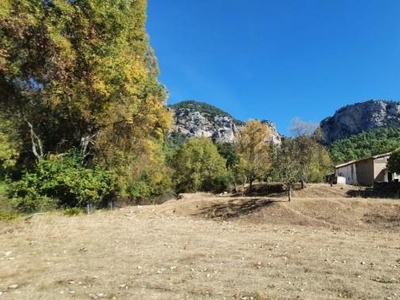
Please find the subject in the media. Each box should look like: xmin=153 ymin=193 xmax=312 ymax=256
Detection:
xmin=193 ymin=198 xmax=278 ymax=219
xmin=346 ymin=182 xmax=400 ymax=199
xmin=346 ymin=188 xmax=400 ymax=199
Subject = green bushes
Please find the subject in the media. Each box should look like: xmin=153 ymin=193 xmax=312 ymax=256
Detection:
xmin=8 ymin=152 xmax=115 ymax=213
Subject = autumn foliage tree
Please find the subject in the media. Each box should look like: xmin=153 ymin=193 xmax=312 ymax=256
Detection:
xmin=235 ymin=120 xmax=272 ymax=192
xmin=0 ymin=0 xmax=172 ymax=204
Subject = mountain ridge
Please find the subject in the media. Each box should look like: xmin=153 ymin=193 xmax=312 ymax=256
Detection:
xmin=169 ymin=100 xmax=281 ymax=144
xmin=169 ymin=99 xmax=400 ymax=147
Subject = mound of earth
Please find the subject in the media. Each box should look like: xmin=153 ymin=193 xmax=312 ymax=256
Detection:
xmin=156 ymin=184 xmax=400 ymax=231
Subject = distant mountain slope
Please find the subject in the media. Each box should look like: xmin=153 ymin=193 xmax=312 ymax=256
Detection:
xmin=328 ymin=126 xmax=400 ymax=164
xmin=169 ymin=100 xmax=281 ymax=144
xmin=321 ymin=100 xmax=400 ymax=144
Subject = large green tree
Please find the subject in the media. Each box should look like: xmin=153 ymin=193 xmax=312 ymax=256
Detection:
xmin=0 ymin=0 xmax=171 ymax=199
xmin=172 ymin=138 xmax=230 ymax=193
xmin=387 ymin=148 xmax=400 ymax=174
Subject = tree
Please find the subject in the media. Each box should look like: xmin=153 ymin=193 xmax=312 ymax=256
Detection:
xmin=0 ymin=0 xmax=172 ymax=200
xmin=217 ymin=142 xmax=239 ymax=170
xmin=387 ymin=148 xmax=400 ymax=174
xmin=172 ymin=138 xmax=230 ymax=193
xmin=271 ymin=120 xmax=333 ymax=201
xmin=289 ymin=119 xmax=332 ymax=188
xmin=0 ymin=114 xmax=20 ymax=178
xmin=235 ymin=120 xmax=272 ymax=193
xmin=217 ymin=142 xmax=240 ymax=190
xmin=271 ymin=139 xmax=301 ymax=201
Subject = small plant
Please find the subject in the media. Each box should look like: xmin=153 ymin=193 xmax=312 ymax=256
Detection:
xmin=0 ymin=210 xmax=19 ymax=221
xmin=63 ymin=207 xmax=83 ymax=216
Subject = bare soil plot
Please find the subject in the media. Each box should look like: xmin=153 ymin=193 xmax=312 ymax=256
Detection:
xmin=1 ymin=184 xmax=400 ymax=299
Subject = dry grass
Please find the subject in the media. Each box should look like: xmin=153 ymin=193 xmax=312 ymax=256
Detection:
xmin=1 ymin=184 xmax=400 ymax=299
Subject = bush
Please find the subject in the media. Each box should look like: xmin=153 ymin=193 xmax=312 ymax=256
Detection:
xmin=8 ymin=151 xmax=115 ymax=213
xmin=201 ymin=173 xmax=232 ymax=193
xmin=12 ymin=195 xmax=57 ymax=214
xmin=63 ymin=207 xmax=83 ymax=216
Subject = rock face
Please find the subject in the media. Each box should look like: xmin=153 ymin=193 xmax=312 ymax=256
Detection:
xmin=170 ymin=100 xmax=281 ymax=144
xmin=321 ymin=100 xmax=400 ymax=143
xmin=173 ymin=109 xmax=238 ymax=143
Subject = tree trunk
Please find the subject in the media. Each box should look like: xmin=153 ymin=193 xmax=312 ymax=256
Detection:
xmin=300 ymin=179 xmax=305 ymax=189
xmin=249 ymin=179 xmax=253 ymax=195
xmin=288 ymin=184 xmax=292 ymax=202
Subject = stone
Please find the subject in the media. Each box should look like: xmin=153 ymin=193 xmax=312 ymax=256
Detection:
xmin=8 ymin=284 xmax=18 ymax=289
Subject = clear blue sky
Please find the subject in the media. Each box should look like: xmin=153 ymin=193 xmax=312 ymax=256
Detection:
xmin=146 ymin=0 xmax=400 ymax=135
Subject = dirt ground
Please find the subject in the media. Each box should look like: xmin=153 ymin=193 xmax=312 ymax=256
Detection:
xmin=1 ymin=184 xmax=400 ymax=299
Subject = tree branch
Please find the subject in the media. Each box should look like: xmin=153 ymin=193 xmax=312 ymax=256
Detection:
xmin=27 ymin=121 xmax=43 ymax=160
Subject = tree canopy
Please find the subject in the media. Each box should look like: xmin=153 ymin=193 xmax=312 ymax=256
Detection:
xmin=0 ymin=0 xmax=170 ymax=159
xmin=387 ymin=147 xmax=400 ymax=174
xmin=172 ymin=138 xmax=230 ymax=193
xmin=0 ymin=0 xmax=172 ymax=205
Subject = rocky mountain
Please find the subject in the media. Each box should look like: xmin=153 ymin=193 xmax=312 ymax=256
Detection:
xmin=169 ymin=100 xmax=281 ymax=144
xmin=321 ymin=100 xmax=400 ymax=143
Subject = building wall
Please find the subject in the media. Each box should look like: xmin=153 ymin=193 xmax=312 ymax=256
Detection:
xmin=336 ymin=163 xmax=357 ymax=185
xmin=373 ymin=156 xmax=389 ymax=182
xmin=356 ymin=159 xmax=374 ymax=186
xmin=335 ymin=154 xmax=399 ymax=186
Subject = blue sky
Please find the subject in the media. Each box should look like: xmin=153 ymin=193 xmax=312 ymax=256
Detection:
xmin=146 ymin=0 xmax=400 ymax=135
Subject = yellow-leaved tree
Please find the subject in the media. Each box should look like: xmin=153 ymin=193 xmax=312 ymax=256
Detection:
xmin=235 ymin=120 xmax=272 ymax=193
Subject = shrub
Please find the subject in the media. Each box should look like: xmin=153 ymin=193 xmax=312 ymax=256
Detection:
xmin=8 ymin=151 xmax=115 ymax=213
xmin=12 ymin=195 xmax=57 ymax=214
xmin=63 ymin=207 xmax=83 ymax=216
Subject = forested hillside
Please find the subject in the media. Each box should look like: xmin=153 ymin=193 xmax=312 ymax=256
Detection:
xmin=329 ymin=127 xmax=400 ymax=164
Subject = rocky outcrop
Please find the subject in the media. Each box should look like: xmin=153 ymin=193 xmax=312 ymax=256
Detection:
xmin=321 ymin=100 xmax=400 ymax=143
xmin=173 ymin=108 xmax=239 ymax=143
xmin=170 ymin=100 xmax=281 ymax=144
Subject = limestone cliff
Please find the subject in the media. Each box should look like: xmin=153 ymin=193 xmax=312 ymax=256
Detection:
xmin=169 ymin=100 xmax=281 ymax=144
xmin=320 ymin=100 xmax=400 ymax=143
